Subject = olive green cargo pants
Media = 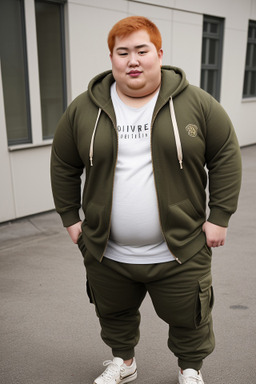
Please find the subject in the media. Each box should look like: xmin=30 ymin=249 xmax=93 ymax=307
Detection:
xmin=82 ymin=245 xmax=215 ymax=371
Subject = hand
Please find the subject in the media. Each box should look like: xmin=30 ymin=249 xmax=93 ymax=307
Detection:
xmin=202 ymin=221 xmax=227 ymax=248
xmin=66 ymin=221 xmax=82 ymax=244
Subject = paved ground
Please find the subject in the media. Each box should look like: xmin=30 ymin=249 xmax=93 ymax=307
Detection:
xmin=0 ymin=145 xmax=255 ymax=384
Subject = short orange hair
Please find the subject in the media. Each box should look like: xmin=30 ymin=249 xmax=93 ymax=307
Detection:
xmin=108 ymin=16 xmax=162 ymax=53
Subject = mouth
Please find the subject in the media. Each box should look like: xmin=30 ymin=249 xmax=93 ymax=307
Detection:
xmin=127 ymin=70 xmax=142 ymax=78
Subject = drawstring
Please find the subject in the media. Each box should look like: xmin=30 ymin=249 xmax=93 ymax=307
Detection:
xmin=169 ymin=97 xmax=183 ymax=170
xmin=89 ymin=108 xmax=102 ymax=166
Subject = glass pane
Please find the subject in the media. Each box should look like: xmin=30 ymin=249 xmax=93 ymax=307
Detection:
xmin=200 ymin=69 xmax=216 ymax=96
xmin=250 ymin=71 xmax=256 ymax=95
xmin=253 ymin=45 xmax=256 ymax=67
xmin=248 ymin=25 xmax=256 ymax=39
xmin=0 ymin=0 xmax=31 ymax=145
xmin=209 ymin=39 xmax=218 ymax=65
xmin=245 ymin=44 xmax=251 ymax=66
xmin=201 ymin=16 xmax=223 ymax=101
xmin=201 ymin=39 xmax=207 ymax=64
xmin=200 ymin=69 xmax=206 ymax=90
xmin=246 ymin=43 xmax=256 ymax=67
xmin=207 ymin=70 xmax=216 ymax=97
xmin=248 ymin=25 xmax=253 ymax=39
xmin=35 ymin=1 xmax=66 ymax=139
xmin=243 ymin=71 xmax=249 ymax=96
xmin=203 ymin=21 xmax=208 ymax=33
xmin=210 ymin=23 xmax=218 ymax=34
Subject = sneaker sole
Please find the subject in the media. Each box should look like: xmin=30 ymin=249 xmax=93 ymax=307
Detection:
xmin=93 ymin=369 xmax=137 ymax=384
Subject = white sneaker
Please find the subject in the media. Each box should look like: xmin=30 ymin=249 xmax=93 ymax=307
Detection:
xmin=94 ymin=357 xmax=137 ymax=384
xmin=178 ymin=368 xmax=205 ymax=384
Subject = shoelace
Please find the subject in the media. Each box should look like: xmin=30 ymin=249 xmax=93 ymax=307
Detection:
xmin=100 ymin=361 xmax=126 ymax=382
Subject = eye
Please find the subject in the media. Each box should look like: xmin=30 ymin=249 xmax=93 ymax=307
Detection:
xmin=138 ymin=50 xmax=147 ymax=55
xmin=118 ymin=52 xmax=128 ymax=56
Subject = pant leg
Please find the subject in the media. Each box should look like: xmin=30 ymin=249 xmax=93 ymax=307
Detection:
xmin=146 ymin=245 xmax=215 ymax=371
xmin=84 ymin=252 xmax=147 ymax=360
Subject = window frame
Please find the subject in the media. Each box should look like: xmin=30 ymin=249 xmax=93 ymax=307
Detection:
xmin=200 ymin=15 xmax=224 ymax=101
xmin=35 ymin=0 xmax=67 ymax=140
xmin=18 ymin=0 xmax=32 ymax=145
xmin=243 ymin=20 xmax=256 ymax=99
xmin=1 ymin=0 xmax=67 ymax=150
xmin=0 ymin=0 xmax=32 ymax=146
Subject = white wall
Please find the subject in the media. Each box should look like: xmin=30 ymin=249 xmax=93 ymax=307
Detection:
xmin=67 ymin=0 xmax=128 ymax=98
xmin=67 ymin=0 xmax=203 ymax=97
xmin=0 ymin=0 xmax=55 ymax=223
xmin=218 ymin=0 xmax=256 ymax=146
xmin=67 ymin=0 xmax=256 ymax=147
xmin=0 ymin=0 xmax=255 ymax=223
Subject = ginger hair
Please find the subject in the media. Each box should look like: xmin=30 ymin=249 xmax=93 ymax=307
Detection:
xmin=108 ymin=16 xmax=162 ymax=53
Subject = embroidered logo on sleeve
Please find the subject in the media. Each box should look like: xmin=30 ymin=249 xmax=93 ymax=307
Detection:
xmin=185 ymin=124 xmax=198 ymax=137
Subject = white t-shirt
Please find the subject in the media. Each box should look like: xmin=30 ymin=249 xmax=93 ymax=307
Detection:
xmin=104 ymin=83 xmax=175 ymax=264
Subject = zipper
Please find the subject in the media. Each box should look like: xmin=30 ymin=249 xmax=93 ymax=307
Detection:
xmin=98 ymin=100 xmax=182 ymax=265
xmin=99 ymin=111 xmax=118 ymax=262
xmin=150 ymin=105 xmax=182 ymax=265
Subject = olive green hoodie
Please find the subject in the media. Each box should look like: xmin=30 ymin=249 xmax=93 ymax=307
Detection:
xmin=51 ymin=66 xmax=242 ymax=264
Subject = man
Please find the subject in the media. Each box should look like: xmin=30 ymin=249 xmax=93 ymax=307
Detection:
xmin=51 ymin=16 xmax=242 ymax=384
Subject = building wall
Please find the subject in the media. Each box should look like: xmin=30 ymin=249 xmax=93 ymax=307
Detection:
xmin=0 ymin=0 xmax=255 ymax=223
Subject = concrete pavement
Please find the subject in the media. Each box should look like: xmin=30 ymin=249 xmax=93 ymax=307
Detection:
xmin=0 ymin=145 xmax=255 ymax=384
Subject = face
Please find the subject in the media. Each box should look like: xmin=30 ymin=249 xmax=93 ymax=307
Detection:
xmin=110 ymin=30 xmax=163 ymax=99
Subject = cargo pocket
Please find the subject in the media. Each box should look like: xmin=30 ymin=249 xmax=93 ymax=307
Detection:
xmin=85 ymin=279 xmax=101 ymax=318
xmin=195 ymin=273 xmax=214 ymax=327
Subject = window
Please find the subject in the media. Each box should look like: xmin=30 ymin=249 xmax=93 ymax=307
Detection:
xmin=35 ymin=0 xmax=67 ymax=139
xmin=200 ymin=16 xmax=224 ymax=101
xmin=243 ymin=20 xmax=256 ymax=98
xmin=0 ymin=0 xmax=32 ymax=145
xmin=0 ymin=0 xmax=66 ymax=146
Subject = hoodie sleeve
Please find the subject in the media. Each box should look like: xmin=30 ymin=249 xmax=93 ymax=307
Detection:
xmin=205 ymin=96 xmax=242 ymax=227
xmin=50 ymin=108 xmax=84 ymax=227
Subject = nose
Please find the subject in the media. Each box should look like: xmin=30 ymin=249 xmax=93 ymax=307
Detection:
xmin=128 ymin=53 xmax=139 ymax=66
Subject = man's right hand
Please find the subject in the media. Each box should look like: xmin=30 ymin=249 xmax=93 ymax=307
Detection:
xmin=66 ymin=221 xmax=82 ymax=244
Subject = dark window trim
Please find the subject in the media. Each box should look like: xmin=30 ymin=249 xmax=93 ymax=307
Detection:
xmin=43 ymin=0 xmax=67 ymax=138
xmin=35 ymin=0 xmax=67 ymax=140
xmin=34 ymin=0 xmax=67 ymax=112
xmin=7 ymin=0 xmax=32 ymax=146
xmin=243 ymin=20 xmax=256 ymax=99
xmin=60 ymin=2 xmax=67 ymax=112
xmin=200 ymin=15 xmax=224 ymax=101
xmin=35 ymin=0 xmax=67 ymax=3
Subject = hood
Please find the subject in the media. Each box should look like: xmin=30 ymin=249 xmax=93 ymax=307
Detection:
xmin=159 ymin=65 xmax=189 ymax=99
xmin=87 ymin=66 xmax=189 ymax=108
xmin=88 ymin=70 xmax=114 ymax=111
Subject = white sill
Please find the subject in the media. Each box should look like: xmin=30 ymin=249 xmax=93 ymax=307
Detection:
xmin=8 ymin=139 xmax=53 ymax=152
xmin=242 ymin=97 xmax=256 ymax=103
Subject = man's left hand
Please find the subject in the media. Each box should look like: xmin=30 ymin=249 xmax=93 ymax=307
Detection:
xmin=202 ymin=221 xmax=227 ymax=248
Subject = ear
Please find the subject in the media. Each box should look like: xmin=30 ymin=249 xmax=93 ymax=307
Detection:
xmin=158 ymin=49 xmax=163 ymax=65
xmin=109 ymin=52 xmax=113 ymax=63
xmin=158 ymin=48 xmax=164 ymax=60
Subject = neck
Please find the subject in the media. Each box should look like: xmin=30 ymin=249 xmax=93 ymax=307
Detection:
xmin=116 ymin=84 xmax=161 ymax=108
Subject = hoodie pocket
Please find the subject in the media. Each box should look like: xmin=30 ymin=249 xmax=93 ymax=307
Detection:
xmin=165 ymin=199 xmax=203 ymax=247
xmin=84 ymin=201 xmax=108 ymax=242
xmin=77 ymin=233 xmax=87 ymax=256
